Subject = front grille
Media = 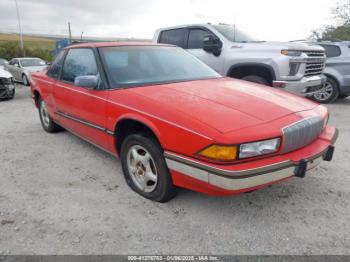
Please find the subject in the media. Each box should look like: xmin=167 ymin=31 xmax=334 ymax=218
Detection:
xmin=303 ymin=50 xmax=326 ymax=76
xmin=303 ymin=50 xmax=325 ymax=57
xmin=282 ymin=116 xmax=324 ymax=154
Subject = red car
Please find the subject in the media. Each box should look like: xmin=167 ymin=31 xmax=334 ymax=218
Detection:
xmin=30 ymin=42 xmax=338 ymax=202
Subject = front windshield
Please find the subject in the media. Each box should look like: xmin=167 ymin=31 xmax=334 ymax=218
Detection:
xmin=0 ymin=59 xmax=8 ymax=65
xmin=213 ymin=24 xmax=259 ymax=43
xmin=100 ymin=46 xmax=221 ymax=88
xmin=20 ymin=59 xmax=46 ymax=67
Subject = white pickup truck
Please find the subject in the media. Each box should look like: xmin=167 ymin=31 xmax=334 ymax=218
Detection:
xmin=153 ymin=23 xmax=327 ymax=96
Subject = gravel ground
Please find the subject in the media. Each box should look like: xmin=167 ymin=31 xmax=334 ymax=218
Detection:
xmin=0 ymin=85 xmax=349 ymax=255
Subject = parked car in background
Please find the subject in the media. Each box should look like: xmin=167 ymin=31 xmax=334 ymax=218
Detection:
xmin=0 ymin=67 xmax=15 ymax=100
xmin=5 ymin=57 xmax=48 ymax=86
xmin=154 ymin=23 xmax=327 ymax=97
xmin=0 ymin=58 xmax=9 ymax=69
xmin=310 ymin=41 xmax=350 ymax=103
xmin=30 ymin=42 xmax=338 ymax=202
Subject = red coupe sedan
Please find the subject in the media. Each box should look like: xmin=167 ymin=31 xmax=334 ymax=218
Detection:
xmin=30 ymin=42 xmax=338 ymax=202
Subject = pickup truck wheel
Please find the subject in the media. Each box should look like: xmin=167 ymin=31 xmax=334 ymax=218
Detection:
xmin=38 ymin=98 xmax=61 ymax=133
xmin=241 ymin=75 xmax=269 ymax=85
xmin=312 ymin=78 xmax=339 ymax=103
xmin=22 ymin=75 xmax=29 ymax=86
xmin=120 ymin=133 xmax=177 ymax=202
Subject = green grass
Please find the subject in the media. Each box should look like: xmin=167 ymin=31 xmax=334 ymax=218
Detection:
xmin=0 ymin=33 xmax=55 ymax=50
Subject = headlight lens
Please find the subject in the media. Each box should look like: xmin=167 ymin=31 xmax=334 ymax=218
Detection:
xmin=198 ymin=145 xmax=238 ymax=161
xmin=281 ymin=50 xmax=302 ymax=56
xmin=239 ymin=138 xmax=280 ymax=159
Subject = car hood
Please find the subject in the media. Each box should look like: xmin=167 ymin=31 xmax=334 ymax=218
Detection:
xmin=234 ymin=41 xmax=325 ymax=52
xmin=128 ymin=78 xmax=318 ymax=134
xmin=0 ymin=68 xmax=13 ymax=78
xmin=24 ymin=66 xmax=47 ymax=73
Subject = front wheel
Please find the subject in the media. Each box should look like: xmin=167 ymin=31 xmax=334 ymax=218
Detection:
xmin=22 ymin=74 xmax=29 ymax=86
xmin=241 ymin=75 xmax=269 ymax=86
xmin=120 ymin=133 xmax=177 ymax=202
xmin=312 ymin=78 xmax=339 ymax=103
xmin=38 ymin=98 xmax=61 ymax=133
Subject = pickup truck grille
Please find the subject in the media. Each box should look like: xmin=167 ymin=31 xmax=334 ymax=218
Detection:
xmin=303 ymin=50 xmax=325 ymax=57
xmin=304 ymin=50 xmax=326 ymax=76
xmin=282 ymin=116 xmax=324 ymax=154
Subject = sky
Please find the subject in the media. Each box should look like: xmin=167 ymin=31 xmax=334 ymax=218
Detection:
xmin=0 ymin=0 xmax=339 ymax=41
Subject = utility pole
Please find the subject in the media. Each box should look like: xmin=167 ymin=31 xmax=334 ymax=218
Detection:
xmin=68 ymin=22 xmax=72 ymax=44
xmin=14 ymin=0 xmax=25 ymax=56
xmin=80 ymin=31 xmax=83 ymax=41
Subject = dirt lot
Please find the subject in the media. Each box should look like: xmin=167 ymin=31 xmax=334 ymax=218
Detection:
xmin=0 ymin=85 xmax=349 ymax=255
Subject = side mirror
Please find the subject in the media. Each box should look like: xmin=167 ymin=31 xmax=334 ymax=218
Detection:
xmin=202 ymin=35 xmax=222 ymax=56
xmin=74 ymin=75 xmax=99 ymax=89
xmin=14 ymin=64 xmax=20 ymax=68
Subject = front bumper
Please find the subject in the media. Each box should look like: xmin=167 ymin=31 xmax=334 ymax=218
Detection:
xmin=273 ymin=75 xmax=326 ymax=96
xmin=165 ymin=126 xmax=338 ymax=195
xmin=0 ymin=78 xmax=15 ymax=99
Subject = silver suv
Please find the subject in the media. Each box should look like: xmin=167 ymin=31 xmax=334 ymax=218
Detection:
xmin=153 ymin=23 xmax=326 ymax=96
xmin=311 ymin=41 xmax=350 ymax=103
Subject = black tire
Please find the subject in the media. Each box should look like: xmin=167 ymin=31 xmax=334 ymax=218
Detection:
xmin=38 ymin=97 xmax=61 ymax=133
xmin=312 ymin=77 xmax=339 ymax=103
xmin=338 ymin=94 xmax=349 ymax=99
xmin=22 ymin=74 xmax=29 ymax=86
xmin=120 ymin=133 xmax=177 ymax=202
xmin=241 ymin=75 xmax=269 ymax=85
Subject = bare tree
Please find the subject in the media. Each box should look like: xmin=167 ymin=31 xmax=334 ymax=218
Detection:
xmin=333 ymin=0 xmax=350 ymax=26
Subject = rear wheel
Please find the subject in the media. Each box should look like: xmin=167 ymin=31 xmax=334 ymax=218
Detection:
xmin=312 ymin=77 xmax=339 ymax=103
xmin=241 ymin=75 xmax=269 ymax=85
xmin=120 ymin=133 xmax=177 ymax=202
xmin=38 ymin=98 xmax=61 ymax=133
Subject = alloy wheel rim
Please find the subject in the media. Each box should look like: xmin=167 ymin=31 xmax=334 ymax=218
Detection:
xmin=40 ymin=101 xmax=50 ymax=127
xmin=23 ymin=75 xmax=28 ymax=85
xmin=314 ymin=82 xmax=333 ymax=101
xmin=126 ymin=145 xmax=158 ymax=193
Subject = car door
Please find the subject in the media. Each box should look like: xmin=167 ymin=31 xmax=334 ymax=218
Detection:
xmin=320 ymin=44 xmax=350 ymax=90
xmin=186 ymin=28 xmax=224 ymax=74
xmin=44 ymin=50 xmax=66 ymax=117
xmin=7 ymin=59 xmax=21 ymax=81
xmin=56 ymin=47 xmax=110 ymax=149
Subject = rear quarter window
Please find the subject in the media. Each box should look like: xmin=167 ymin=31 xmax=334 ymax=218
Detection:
xmin=47 ymin=50 xmax=65 ymax=79
xmin=320 ymin=44 xmax=341 ymax=58
xmin=158 ymin=29 xmax=186 ymax=48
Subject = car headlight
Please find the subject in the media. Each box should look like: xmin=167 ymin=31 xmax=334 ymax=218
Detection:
xmin=239 ymin=138 xmax=280 ymax=159
xmin=198 ymin=145 xmax=238 ymax=161
xmin=281 ymin=50 xmax=302 ymax=56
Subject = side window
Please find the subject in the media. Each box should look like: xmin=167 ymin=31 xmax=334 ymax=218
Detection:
xmin=159 ymin=29 xmax=186 ymax=48
xmin=9 ymin=59 xmax=18 ymax=66
xmin=320 ymin=45 xmax=341 ymax=58
xmin=61 ymin=48 xmax=98 ymax=83
xmin=47 ymin=50 xmax=65 ymax=79
xmin=188 ymin=29 xmax=214 ymax=49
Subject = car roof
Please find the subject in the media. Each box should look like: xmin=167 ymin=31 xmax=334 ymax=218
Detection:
xmin=14 ymin=57 xmax=42 ymax=60
xmin=313 ymin=41 xmax=347 ymax=46
xmin=66 ymin=41 xmax=171 ymax=49
xmin=155 ymin=23 xmax=213 ymax=31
